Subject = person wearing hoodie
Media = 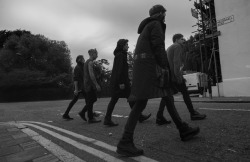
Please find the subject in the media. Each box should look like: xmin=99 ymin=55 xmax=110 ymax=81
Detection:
xmin=103 ymin=39 xmax=151 ymax=127
xmin=62 ymin=55 xmax=85 ymax=120
xmin=116 ymin=5 xmax=200 ymax=157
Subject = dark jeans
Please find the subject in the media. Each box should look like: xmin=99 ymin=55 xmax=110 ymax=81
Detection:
xmin=64 ymin=91 xmax=84 ymax=115
xmin=121 ymin=94 xmax=183 ymax=140
xmin=80 ymin=88 xmax=97 ymax=120
xmin=157 ymin=81 xmax=195 ymax=117
xmin=105 ymin=97 xmax=135 ymax=120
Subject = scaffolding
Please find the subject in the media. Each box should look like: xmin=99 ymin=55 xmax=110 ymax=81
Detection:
xmin=191 ymin=0 xmax=222 ymax=98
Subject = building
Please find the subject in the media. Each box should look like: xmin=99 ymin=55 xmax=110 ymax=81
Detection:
xmin=190 ymin=0 xmax=250 ymax=97
xmin=215 ymin=0 xmax=250 ymax=96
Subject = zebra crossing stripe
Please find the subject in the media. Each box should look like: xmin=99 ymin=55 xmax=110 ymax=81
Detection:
xmin=19 ymin=122 xmax=125 ymax=162
xmin=8 ymin=123 xmax=84 ymax=162
xmin=19 ymin=121 xmax=158 ymax=162
xmin=199 ymin=108 xmax=250 ymax=111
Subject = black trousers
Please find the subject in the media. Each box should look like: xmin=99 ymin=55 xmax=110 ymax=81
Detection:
xmin=157 ymin=81 xmax=195 ymax=117
xmin=121 ymin=94 xmax=183 ymax=140
xmin=64 ymin=91 xmax=85 ymax=115
xmin=105 ymin=97 xmax=135 ymax=120
xmin=80 ymin=88 xmax=97 ymax=120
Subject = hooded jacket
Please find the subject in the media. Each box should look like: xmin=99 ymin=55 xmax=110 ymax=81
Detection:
xmin=109 ymin=40 xmax=130 ymax=98
xmin=128 ymin=16 xmax=170 ymax=101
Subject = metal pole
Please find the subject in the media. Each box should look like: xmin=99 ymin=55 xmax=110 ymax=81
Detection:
xmin=199 ymin=0 xmax=208 ymax=74
xmin=208 ymin=1 xmax=220 ymax=97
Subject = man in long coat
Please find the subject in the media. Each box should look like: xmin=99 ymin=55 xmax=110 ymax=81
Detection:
xmin=116 ymin=5 xmax=200 ymax=157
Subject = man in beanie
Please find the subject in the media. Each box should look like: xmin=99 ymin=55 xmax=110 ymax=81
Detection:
xmin=116 ymin=5 xmax=200 ymax=157
xmin=103 ymin=39 xmax=151 ymax=127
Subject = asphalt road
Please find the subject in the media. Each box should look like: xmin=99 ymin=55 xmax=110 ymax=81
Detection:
xmin=0 ymin=98 xmax=250 ymax=162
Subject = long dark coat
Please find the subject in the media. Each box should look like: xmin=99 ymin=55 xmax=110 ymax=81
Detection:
xmin=128 ymin=17 xmax=171 ymax=101
xmin=110 ymin=51 xmax=130 ymax=98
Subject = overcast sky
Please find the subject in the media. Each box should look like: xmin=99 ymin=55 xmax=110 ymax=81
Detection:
xmin=0 ymin=0 xmax=197 ymax=69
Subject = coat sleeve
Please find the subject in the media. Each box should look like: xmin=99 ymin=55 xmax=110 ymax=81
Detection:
xmin=150 ymin=21 xmax=168 ymax=68
xmin=112 ymin=53 xmax=125 ymax=85
xmin=173 ymin=46 xmax=184 ymax=83
xmin=73 ymin=66 xmax=81 ymax=82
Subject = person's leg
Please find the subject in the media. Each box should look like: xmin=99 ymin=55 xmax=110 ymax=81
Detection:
xmin=156 ymin=98 xmax=171 ymax=125
xmin=87 ymin=89 xmax=101 ymax=123
xmin=79 ymin=91 xmax=91 ymax=121
xmin=177 ymin=82 xmax=206 ymax=120
xmin=105 ymin=97 xmax=119 ymax=120
xmin=163 ymin=94 xmax=200 ymax=141
xmin=157 ymin=98 xmax=165 ymax=116
xmin=129 ymin=101 xmax=151 ymax=123
xmin=63 ymin=93 xmax=79 ymax=119
xmin=176 ymin=82 xmax=195 ymax=114
xmin=104 ymin=97 xmax=119 ymax=126
xmin=117 ymin=100 xmax=148 ymax=156
xmin=163 ymin=95 xmax=183 ymax=129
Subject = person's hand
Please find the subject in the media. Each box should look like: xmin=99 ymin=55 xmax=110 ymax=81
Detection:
xmin=74 ymin=90 xmax=79 ymax=95
xmin=119 ymin=84 xmax=125 ymax=90
xmin=96 ymin=84 xmax=101 ymax=92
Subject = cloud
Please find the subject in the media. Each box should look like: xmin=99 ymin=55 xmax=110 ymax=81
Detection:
xmin=0 ymin=0 xmax=197 ymax=68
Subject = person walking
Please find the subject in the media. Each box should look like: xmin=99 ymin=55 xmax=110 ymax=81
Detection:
xmin=116 ymin=5 xmax=200 ymax=157
xmin=78 ymin=49 xmax=101 ymax=123
xmin=103 ymin=39 xmax=151 ymax=127
xmin=156 ymin=33 xmax=206 ymax=125
xmin=62 ymin=55 xmax=85 ymax=120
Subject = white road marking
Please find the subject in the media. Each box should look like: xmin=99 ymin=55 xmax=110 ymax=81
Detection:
xmin=199 ymin=108 xmax=250 ymax=112
xmin=10 ymin=122 xmax=84 ymax=162
xmin=19 ymin=122 xmax=125 ymax=162
xmin=18 ymin=121 xmax=158 ymax=162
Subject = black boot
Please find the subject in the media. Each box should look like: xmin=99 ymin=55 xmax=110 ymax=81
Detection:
xmin=62 ymin=114 xmax=73 ymax=120
xmin=138 ymin=113 xmax=151 ymax=123
xmin=156 ymin=116 xmax=171 ymax=125
xmin=116 ymin=132 xmax=143 ymax=157
xmin=191 ymin=111 xmax=207 ymax=120
xmin=78 ymin=111 xmax=86 ymax=121
xmin=179 ymin=122 xmax=200 ymax=141
xmin=104 ymin=118 xmax=119 ymax=127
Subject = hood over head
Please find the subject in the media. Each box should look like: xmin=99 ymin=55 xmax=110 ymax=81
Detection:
xmin=113 ymin=39 xmax=128 ymax=55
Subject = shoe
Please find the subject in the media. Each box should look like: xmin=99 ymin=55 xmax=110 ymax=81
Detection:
xmin=62 ymin=114 xmax=73 ymax=120
xmin=88 ymin=118 xmax=101 ymax=124
xmin=156 ymin=116 xmax=171 ymax=125
xmin=179 ymin=122 xmax=200 ymax=141
xmin=191 ymin=111 xmax=206 ymax=120
xmin=138 ymin=113 xmax=151 ymax=123
xmin=104 ymin=119 xmax=119 ymax=127
xmin=78 ymin=112 xmax=86 ymax=121
xmin=116 ymin=141 xmax=144 ymax=157
xmin=93 ymin=112 xmax=100 ymax=117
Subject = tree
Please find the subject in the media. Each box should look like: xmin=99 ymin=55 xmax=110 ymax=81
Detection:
xmin=0 ymin=30 xmax=73 ymax=101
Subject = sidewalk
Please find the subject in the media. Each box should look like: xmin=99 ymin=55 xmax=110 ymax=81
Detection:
xmin=0 ymin=123 xmax=61 ymax=162
xmin=174 ymin=95 xmax=250 ymax=103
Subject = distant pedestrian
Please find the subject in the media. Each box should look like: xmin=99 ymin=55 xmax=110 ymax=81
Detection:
xmin=103 ymin=39 xmax=151 ymax=127
xmin=62 ymin=55 xmax=85 ymax=120
xmin=78 ymin=49 xmax=101 ymax=123
xmin=116 ymin=5 xmax=200 ymax=157
xmin=156 ymin=33 xmax=206 ymax=125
